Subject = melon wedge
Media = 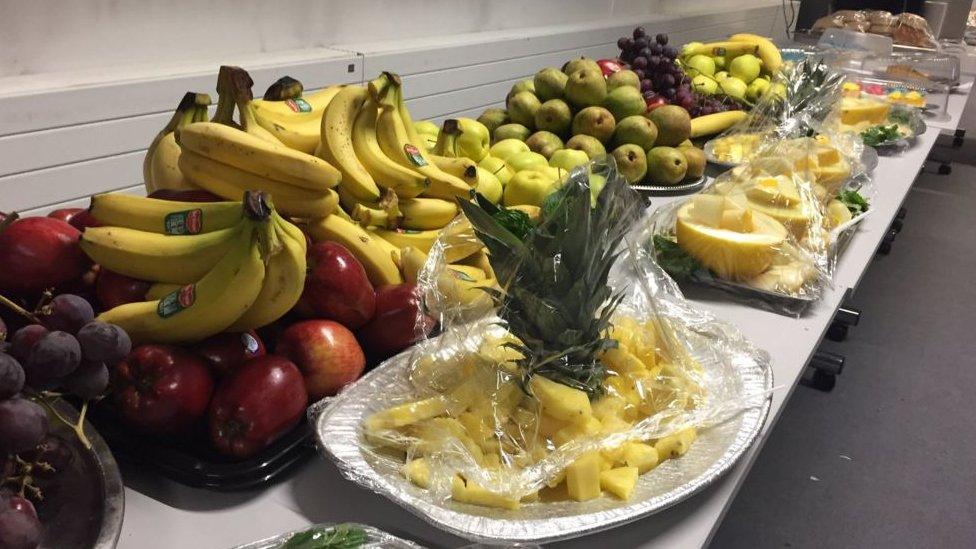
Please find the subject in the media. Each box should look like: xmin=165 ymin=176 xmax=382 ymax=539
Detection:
xmin=728 ymin=182 xmax=813 ymax=238
xmin=675 ymin=199 xmax=788 ymax=280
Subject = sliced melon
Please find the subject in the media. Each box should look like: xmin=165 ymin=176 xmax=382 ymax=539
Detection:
xmin=675 ymin=199 xmax=788 ymax=280
xmin=827 ymin=199 xmax=853 ymax=227
xmin=840 ymin=96 xmax=891 ymax=126
xmin=748 ymin=260 xmax=816 ymax=293
xmin=728 ymin=181 xmax=812 ymax=238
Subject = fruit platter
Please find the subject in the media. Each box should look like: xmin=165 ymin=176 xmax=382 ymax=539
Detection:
xmin=315 ymin=162 xmax=772 ymax=543
xmin=835 ymin=96 xmax=926 ymax=150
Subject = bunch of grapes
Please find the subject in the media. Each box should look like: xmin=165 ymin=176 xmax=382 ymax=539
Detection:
xmin=0 ymin=293 xmax=130 ymax=548
xmin=617 ymin=27 xmax=737 ymax=116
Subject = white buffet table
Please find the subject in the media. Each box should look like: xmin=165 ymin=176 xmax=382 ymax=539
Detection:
xmin=114 ymin=84 xmax=965 ymax=549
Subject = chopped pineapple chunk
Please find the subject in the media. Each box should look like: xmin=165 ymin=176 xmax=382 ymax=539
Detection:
xmin=452 ymin=476 xmax=521 ymax=510
xmin=592 ymin=395 xmax=628 ymax=423
xmin=529 ymin=375 xmax=592 ymax=424
xmin=655 ymin=428 xmax=698 ymax=459
xmin=601 ymin=347 xmax=646 ymax=375
xmin=404 ymin=458 xmax=431 ymax=488
xmin=366 ymin=395 xmax=450 ymax=431
xmin=622 ymin=442 xmax=660 ymax=473
xmin=600 ymin=466 xmax=639 ymax=500
xmin=566 ymin=452 xmax=602 ymax=502
xmin=552 ymin=416 xmax=602 ymax=447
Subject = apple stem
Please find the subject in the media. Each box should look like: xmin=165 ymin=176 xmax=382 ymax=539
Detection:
xmin=0 ymin=293 xmax=41 ymax=324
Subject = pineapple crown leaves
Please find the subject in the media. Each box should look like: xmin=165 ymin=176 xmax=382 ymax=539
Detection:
xmin=457 ymin=159 xmax=643 ymax=397
xmin=769 ymin=58 xmax=846 ymax=138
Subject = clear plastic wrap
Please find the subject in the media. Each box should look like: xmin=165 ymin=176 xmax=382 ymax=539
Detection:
xmin=233 ymin=523 xmax=423 ymax=549
xmin=313 ymin=158 xmax=772 ymax=539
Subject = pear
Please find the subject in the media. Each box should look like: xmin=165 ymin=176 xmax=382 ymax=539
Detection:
xmin=534 ymin=67 xmax=569 ymax=102
xmin=692 ymin=74 xmax=718 ymax=95
xmin=719 ymin=77 xmax=747 ymax=101
xmin=525 ymin=131 xmax=564 ymax=160
xmin=474 ymin=166 xmax=503 ymax=204
xmin=563 ymin=57 xmax=601 ymax=76
xmin=507 ymin=151 xmax=549 ymax=172
xmin=489 ymin=138 xmax=530 ymax=161
xmin=566 ymin=134 xmax=607 ymax=159
xmin=647 ymin=105 xmax=691 ymax=147
xmin=612 ymin=115 xmax=658 ymax=150
xmin=479 ymin=155 xmax=514 ymax=186
xmin=571 ymin=106 xmax=616 ymax=144
xmin=504 ymin=170 xmax=556 ymax=207
xmin=477 ymin=108 xmax=509 ymax=136
xmin=549 ymin=149 xmax=590 ymax=172
xmin=493 ymin=123 xmax=531 ymax=143
xmin=534 ymin=99 xmax=572 ymax=136
xmin=604 ymin=86 xmax=647 ymax=123
xmin=646 ymin=146 xmax=688 ymax=185
xmin=565 ymin=68 xmax=607 ymax=109
xmin=507 ymin=79 xmax=535 ymax=104
xmin=681 ymin=147 xmax=706 ymax=180
xmin=507 ymin=91 xmax=542 ymax=129
xmin=607 ymin=70 xmax=640 ymax=91
xmin=611 ymin=144 xmax=648 ymax=184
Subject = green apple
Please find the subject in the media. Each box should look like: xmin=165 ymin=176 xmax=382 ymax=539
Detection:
xmin=549 ymin=149 xmax=590 ymax=172
xmin=714 ymin=71 xmax=729 ymax=81
xmin=489 ymin=139 xmax=530 ymax=161
xmin=454 ymin=118 xmax=491 ymax=162
xmin=711 ymin=55 xmax=726 ymax=70
xmin=685 ymin=54 xmax=716 ymax=77
xmin=729 ymin=54 xmax=762 ymax=84
xmin=719 ymin=77 xmax=747 ymax=101
xmin=745 ymin=77 xmax=771 ymax=102
xmin=691 ymin=74 xmax=718 ymax=95
xmin=478 ymin=155 xmax=514 ymax=186
xmin=474 ymin=166 xmax=503 ymax=204
xmin=504 ymin=170 xmax=556 ymax=207
xmin=507 ymin=151 xmax=549 ymax=172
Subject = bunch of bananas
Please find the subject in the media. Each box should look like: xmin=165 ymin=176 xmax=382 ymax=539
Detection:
xmin=144 ymin=92 xmax=211 ymax=193
xmin=82 ymin=191 xmax=306 ymax=344
xmin=172 ymin=66 xmax=341 ymax=218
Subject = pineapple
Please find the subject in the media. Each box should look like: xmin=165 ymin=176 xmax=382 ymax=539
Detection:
xmin=600 ymin=466 xmax=639 ymax=500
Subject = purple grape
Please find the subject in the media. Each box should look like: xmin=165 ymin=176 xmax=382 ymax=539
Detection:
xmin=641 ymin=78 xmax=653 ymax=91
xmin=633 ymin=68 xmax=646 ymax=80
xmin=9 ymin=326 xmax=47 ymax=363
xmin=656 ymin=33 xmax=669 ymax=45
xmin=0 ymin=492 xmax=41 ymax=549
xmin=642 ymin=90 xmax=656 ymax=100
xmin=633 ymin=26 xmax=646 ymax=39
xmin=632 ymin=57 xmax=648 ymax=70
xmin=661 ymin=74 xmax=676 ymax=88
xmin=0 ymin=354 xmax=25 ymax=400
xmin=663 ymin=87 xmax=676 ymax=99
xmin=76 ymin=321 xmax=130 ymax=364
xmin=700 ymin=106 xmax=715 ymax=116
xmin=0 ymin=397 xmax=48 ymax=454
xmin=37 ymin=294 xmax=93 ymax=334
xmin=638 ymin=47 xmax=652 ymax=59
xmin=25 ymin=331 xmax=80 ymax=386
xmin=634 ymin=36 xmax=649 ymax=50
xmin=663 ymin=45 xmax=679 ymax=59
xmin=680 ymin=97 xmax=694 ymax=110
xmin=617 ymin=37 xmax=632 ymax=51
xmin=650 ymin=43 xmax=663 ymax=56
xmin=61 ymin=361 xmax=109 ymax=401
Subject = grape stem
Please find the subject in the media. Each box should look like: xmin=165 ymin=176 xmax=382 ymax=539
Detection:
xmin=0 ymin=293 xmax=41 ymax=324
xmin=29 ymin=392 xmax=92 ymax=450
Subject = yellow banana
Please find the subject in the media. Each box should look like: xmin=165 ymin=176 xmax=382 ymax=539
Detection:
xmin=398 ymin=197 xmax=459 ymax=230
xmin=371 ymin=227 xmax=440 ymax=255
xmin=353 ymin=203 xmax=396 ymax=229
xmin=97 ymin=221 xmax=267 ymax=344
xmin=432 ymin=120 xmax=460 ymax=158
xmin=145 ymin=283 xmax=182 ymax=301
xmin=178 ymin=150 xmax=338 ymax=218
xmin=176 ymin=122 xmax=340 ymax=191
xmin=351 ymin=95 xmax=429 ymax=198
xmin=211 ymin=65 xmax=283 ymax=146
xmin=307 ymin=214 xmax=403 ymax=286
xmin=446 ymin=264 xmax=487 ymax=281
xmin=252 ymin=85 xmax=343 ymax=154
xmin=371 ymin=75 xmax=473 ymax=201
xmin=437 ymin=267 xmax=495 ymax=310
xmin=397 ymin=246 xmax=428 ymax=283
xmin=681 ymin=41 xmax=759 ymax=58
xmin=728 ymin=33 xmax=782 ymax=75
xmin=689 ymin=110 xmax=749 ymax=138
xmin=456 ymin=249 xmax=495 ymax=279
xmin=144 ymin=92 xmax=211 ymax=193
xmin=89 ymin=193 xmax=243 ymax=235
xmin=429 ymin=155 xmax=478 ymax=185
xmin=80 ymin=224 xmax=241 ymax=284
xmin=439 ymin=218 xmax=484 ymax=263
xmin=226 ymin=213 xmax=307 ymax=330
xmin=318 ymin=86 xmax=382 ymax=202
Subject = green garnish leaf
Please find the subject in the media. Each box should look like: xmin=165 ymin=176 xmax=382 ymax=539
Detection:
xmin=860 ymin=124 xmax=900 ymax=146
xmin=652 ymin=235 xmax=706 ymax=279
xmin=279 ymin=524 xmax=367 ymax=549
xmin=837 ymin=190 xmax=869 ymax=216
xmin=889 ymin=108 xmax=913 ymax=125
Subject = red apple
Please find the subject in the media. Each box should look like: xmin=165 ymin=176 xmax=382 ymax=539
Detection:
xmin=0 ymin=216 xmax=89 ymax=295
xmin=112 ymin=345 xmax=214 ymax=436
xmin=193 ymin=330 xmax=266 ymax=377
xmin=147 ymin=189 xmax=222 ymax=202
xmin=356 ymin=283 xmax=435 ymax=362
xmin=597 ymin=58 xmax=625 ymax=77
xmin=302 ymin=242 xmax=376 ymax=329
xmin=645 ymin=94 xmax=668 ymax=113
xmin=95 ymin=269 xmax=151 ymax=310
xmin=275 ymin=320 xmax=364 ymax=400
xmin=48 ymin=207 xmax=100 ymax=231
xmin=208 ymin=355 xmax=307 ymax=458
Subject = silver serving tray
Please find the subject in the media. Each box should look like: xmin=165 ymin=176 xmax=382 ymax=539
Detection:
xmin=233 ymin=522 xmax=424 ymax=549
xmin=313 ymin=333 xmax=772 ymax=544
xmin=41 ymin=400 xmax=124 ymax=549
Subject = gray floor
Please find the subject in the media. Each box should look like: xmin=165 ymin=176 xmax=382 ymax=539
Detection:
xmin=711 ymin=108 xmax=976 ymax=547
